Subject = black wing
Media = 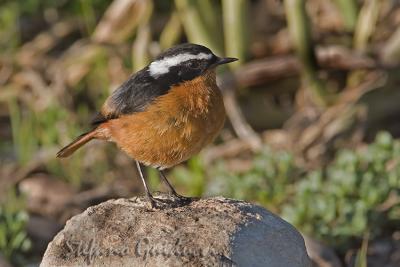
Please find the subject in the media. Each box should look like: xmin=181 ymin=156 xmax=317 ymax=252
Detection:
xmin=91 ymin=67 xmax=171 ymax=125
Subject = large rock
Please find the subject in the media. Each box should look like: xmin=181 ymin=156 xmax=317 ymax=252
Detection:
xmin=41 ymin=195 xmax=310 ymax=267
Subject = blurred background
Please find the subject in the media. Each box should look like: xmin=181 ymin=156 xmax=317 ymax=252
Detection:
xmin=0 ymin=0 xmax=400 ymax=266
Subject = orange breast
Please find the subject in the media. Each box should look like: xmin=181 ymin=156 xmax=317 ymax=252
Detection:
xmin=106 ymin=70 xmax=225 ymax=169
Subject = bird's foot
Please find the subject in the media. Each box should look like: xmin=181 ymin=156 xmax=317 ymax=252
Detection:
xmin=143 ymin=191 xmax=194 ymax=209
xmin=169 ymin=191 xmax=193 ymax=205
xmin=146 ymin=194 xmax=159 ymax=209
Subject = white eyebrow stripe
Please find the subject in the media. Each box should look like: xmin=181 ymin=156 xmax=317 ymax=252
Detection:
xmin=149 ymin=52 xmax=212 ymax=77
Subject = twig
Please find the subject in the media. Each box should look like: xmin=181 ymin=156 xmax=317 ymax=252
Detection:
xmin=202 ymin=138 xmax=252 ymax=164
xmin=220 ymin=46 xmax=378 ymax=89
xmin=222 ymin=87 xmax=262 ymax=151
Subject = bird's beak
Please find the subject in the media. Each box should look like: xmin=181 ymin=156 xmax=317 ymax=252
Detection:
xmin=216 ymin=57 xmax=239 ymax=65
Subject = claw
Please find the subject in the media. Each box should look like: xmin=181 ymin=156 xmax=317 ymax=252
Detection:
xmin=147 ymin=196 xmax=157 ymax=208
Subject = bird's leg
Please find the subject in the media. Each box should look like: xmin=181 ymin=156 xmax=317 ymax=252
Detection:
xmin=135 ymin=161 xmax=156 ymax=208
xmin=159 ymin=170 xmax=188 ymax=200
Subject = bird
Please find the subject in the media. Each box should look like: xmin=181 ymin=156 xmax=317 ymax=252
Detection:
xmin=56 ymin=43 xmax=238 ymax=207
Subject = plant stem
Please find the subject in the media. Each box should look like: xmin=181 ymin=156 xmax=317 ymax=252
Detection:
xmin=381 ymin=26 xmax=400 ymax=65
xmin=353 ymin=0 xmax=380 ymax=52
xmin=348 ymin=0 xmax=380 ymax=87
xmin=334 ymin=0 xmax=358 ymax=31
xmin=132 ymin=0 xmax=153 ymax=71
xmin=174 ymin=0 xmax=223 ymax=55
xmin=284 ymin=0 xmax=328 ymax=106
xmin=159 ymin=11 xmax=182 ymax=50
xmin=222 ymin=0 xmax=248 ymax=69
xmin=132 ymin=24 xmax=151 ymax=72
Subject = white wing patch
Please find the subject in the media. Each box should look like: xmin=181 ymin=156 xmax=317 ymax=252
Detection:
xmin=149 ymin=52 xmax=212 ymax=78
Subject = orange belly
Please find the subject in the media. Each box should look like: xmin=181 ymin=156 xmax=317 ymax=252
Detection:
xmin=105 ymin=70 xmax=225 ymax=169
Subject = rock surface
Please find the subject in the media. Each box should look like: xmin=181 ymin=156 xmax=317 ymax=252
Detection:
xmin=41 ymin=195 xmax=310 ymax=267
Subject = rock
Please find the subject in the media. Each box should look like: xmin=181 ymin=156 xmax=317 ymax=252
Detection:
xmin=41 ymin=195 xmax=310 ymax=267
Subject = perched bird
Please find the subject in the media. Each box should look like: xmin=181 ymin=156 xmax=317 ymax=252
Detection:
xmin=57 ymin=43 xmax=237 ymax=207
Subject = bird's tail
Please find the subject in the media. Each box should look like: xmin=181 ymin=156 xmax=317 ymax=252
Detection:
xmin=56 ymin=130 xmax=96 ymax=158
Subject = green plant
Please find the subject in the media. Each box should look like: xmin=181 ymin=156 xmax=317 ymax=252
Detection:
xmin=145 ymin=156 xmax=206 ymax=197
xmin=334 ymin=0 xmax=358 ymax=31
xmin=171 ymin=156 xmax=206 ymax=197
xmin=222 ymin=0 xmax=248 ymax=69
xmin=283 ymin=132 xmax=400 ymax=250
xmin=0 ymin=191 xmax=31 ymax=264
xmin=175 ymin=0 xmax=223 ymax=55
xmin=173 ymin=132 xmax=400 ymax=252
xmin=284 ymin=0 xmax=329 ymax=106
xmin=207 ymin=147 xmax=299 ymax=212
xmin=0 ymin=2 xmax=19 ymax=52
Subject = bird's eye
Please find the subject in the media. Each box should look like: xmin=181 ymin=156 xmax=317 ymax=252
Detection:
xmin=189 ymin=61 xmax=199 ymax=68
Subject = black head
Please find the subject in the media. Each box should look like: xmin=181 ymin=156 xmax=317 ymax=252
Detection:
xmin=148 ymin=43 xmax=237 ymax=84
